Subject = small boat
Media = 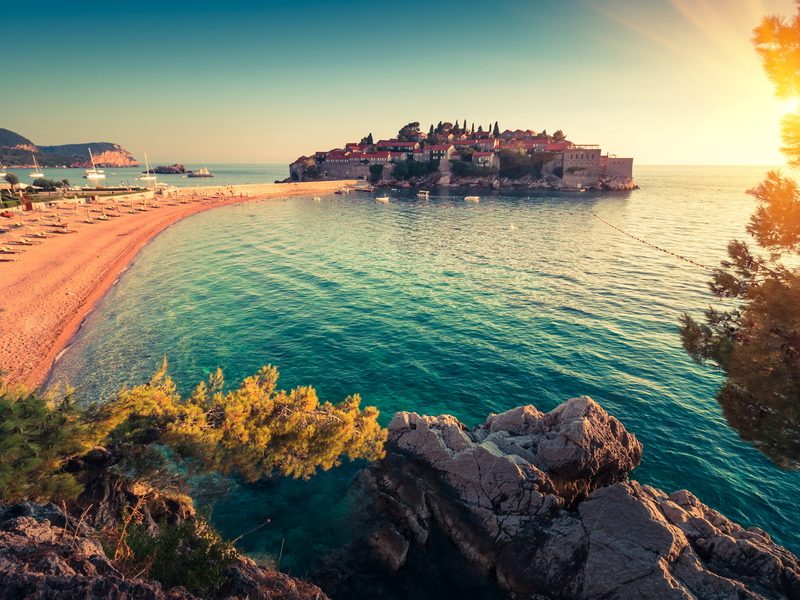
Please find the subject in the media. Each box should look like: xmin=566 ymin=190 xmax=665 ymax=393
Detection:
xmin=464 ymin=195 xmax=480 ymax=202
xmin=376 ymin=195 xmax=390 ymax=203
xmin=188 ymin=167 xmax=214 ymax=178
xmin=417 ymin=190 xmax=430 ymax=199
xmin=29 ymin=155 xmax=44 ymax=179
xmin=313 ymin=197 xmax=321 ymax=202
xmin=83 ymin=149 xmax=106 ymax=181
xmin=137 ymin=153 xmax=157 ymax=183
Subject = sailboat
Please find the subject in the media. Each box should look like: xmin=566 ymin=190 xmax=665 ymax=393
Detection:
xmin=83 ymin=148 xmax=106 ymax=181
xmin=137 ymin=153 xmax=157 ymax=183
xmin=29 ymin=155 xmax=44 ymax=179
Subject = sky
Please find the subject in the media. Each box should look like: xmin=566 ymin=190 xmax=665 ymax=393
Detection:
xmin=2 ymin=0 xmax=797 ymax=165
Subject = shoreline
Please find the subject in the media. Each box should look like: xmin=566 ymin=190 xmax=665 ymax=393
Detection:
xmin=0 ymin=180 xmax=354 ymax=390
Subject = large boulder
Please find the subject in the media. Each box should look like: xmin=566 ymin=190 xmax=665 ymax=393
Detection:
xmin=335 ymin=397 xmax=799 ymax=599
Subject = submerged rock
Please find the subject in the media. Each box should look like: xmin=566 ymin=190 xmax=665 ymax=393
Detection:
xmin=323 ymin=397 xmax=800 ymax=599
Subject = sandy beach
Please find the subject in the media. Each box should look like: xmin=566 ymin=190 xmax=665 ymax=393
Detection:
xmin=0 ymin=180 xmax=354 ymax=389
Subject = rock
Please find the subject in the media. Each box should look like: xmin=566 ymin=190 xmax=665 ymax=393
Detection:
xmin=341 ymin=398 xmax=800 ymax=599
xmin=598 ymin=176 xmax=638 ymax=191
xmin=0 ymin=502 xmax=193 ymax=599
xmin=151 ymin=163 xmax=187 ymax=174
xmin=0 ymin=500 xmax=330 ymax=600
xmin=221 ymin=556 xmax=329 ymax=600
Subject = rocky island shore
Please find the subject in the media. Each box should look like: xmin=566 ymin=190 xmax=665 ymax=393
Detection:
xmin=373 ymin=172 xmax=638 ymax=192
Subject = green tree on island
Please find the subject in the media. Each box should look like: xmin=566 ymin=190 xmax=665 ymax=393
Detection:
xmin=680 ymin=5 xmax=800 ymax=468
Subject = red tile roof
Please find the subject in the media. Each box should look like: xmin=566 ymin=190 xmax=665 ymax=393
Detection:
xmin=376 ymin=140 xmax=417 ymax=147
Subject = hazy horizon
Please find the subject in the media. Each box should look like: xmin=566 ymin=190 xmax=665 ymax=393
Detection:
xmin=4 ymin=0 xmax=796 ymax=166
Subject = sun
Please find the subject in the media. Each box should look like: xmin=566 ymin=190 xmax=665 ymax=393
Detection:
xmin=778 ymin=96 xmax=799 ymax=114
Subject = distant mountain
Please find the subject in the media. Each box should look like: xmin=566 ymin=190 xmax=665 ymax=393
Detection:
xmin=0 ymin=128 xmax=139 ymax=168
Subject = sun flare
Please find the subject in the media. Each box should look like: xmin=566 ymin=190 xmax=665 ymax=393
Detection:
xmin=778 ymin=96 xmax=799 ymax=114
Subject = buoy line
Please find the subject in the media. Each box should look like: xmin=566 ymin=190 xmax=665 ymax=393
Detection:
xmin=584 ymin=212 xmax=712 ymax=271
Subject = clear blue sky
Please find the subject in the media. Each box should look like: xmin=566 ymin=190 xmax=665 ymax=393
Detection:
xmin=3 ymin=0 xmax=795 ymax=164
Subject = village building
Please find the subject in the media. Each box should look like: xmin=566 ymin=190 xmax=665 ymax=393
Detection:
xmin=473 ymin=151 xmax=500 ymax=169
xmin=426 ymin=144 xmax=456 ymax=161
xmin=376 ymin=140 xmax=419 ymax=153
xmin=600 ymin=155 xmax=634 ymax=179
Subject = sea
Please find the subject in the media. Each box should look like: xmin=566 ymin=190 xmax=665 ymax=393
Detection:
xmin=3 ymin=163 xmax=290 ymax=188
xmin=46 ymin=165 xmax=800 ymax=574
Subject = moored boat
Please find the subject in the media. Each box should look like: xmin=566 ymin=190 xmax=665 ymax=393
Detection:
xmin=187 ymin=167 xmax=214 ymax=178
xmin=29 ymin=155 xmax=44 ymax=179
xmin=417 ymin=190 xmax=430 ymax=199
xmin=376 ymin=195 xmax=389 ymax=203
xmin=464 ymin=195 xmax=480 ymax=202
xmin=82 ymin=148 xmax=106 ymax=181
xmin=137 ymin=153 xmax=157 ymax=183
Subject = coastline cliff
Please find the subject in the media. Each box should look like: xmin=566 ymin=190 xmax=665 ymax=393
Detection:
xmin=0 ymin=127 xmax=138 ymax=168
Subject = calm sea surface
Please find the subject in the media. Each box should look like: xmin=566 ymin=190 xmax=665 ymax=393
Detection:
xmin=48 ymin=165 xmax=800 ymax=573
xmin=4 ymin=163 xmax=289 ymax=188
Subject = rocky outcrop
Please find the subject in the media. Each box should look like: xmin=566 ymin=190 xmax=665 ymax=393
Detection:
xmin=152 ymin=164 xmax=188 ymax=174
xmin=0 ymin=501 xmax=330 ymax=600
xmin=0 ymin=444 xmax=329 ymax=600
xmin=329 ymin=397 xmax=799 ymax=599
xmin=0 ymin=501 xmax=193 ymax=599
xmin=597 ymin=176 xmax=638 ymax=191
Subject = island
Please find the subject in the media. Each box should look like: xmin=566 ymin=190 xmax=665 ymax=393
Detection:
xmin=289 ymin=121 xmax=636 ymax=191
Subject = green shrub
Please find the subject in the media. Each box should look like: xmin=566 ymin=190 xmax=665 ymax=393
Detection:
xmin=390 ymin=159 xmax=438 ymax=180
xmin=123 ymin=518 xmax=237 ymax=597
xmin=0 ymin=386 xmax=108 ymax=502
xmin=368 ymin=164 xmax=384 ymax=183
xmin=450 ymin=160 xmax=496 ymax=178
xmin=498 ymin=151 xmax=554 ymax=179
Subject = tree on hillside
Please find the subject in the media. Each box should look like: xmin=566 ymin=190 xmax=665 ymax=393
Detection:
xmin=552 ymin=129 xmax=567 ymax=142
xmin=360 ymin=133 xmax=374 ymax=145
xmin=398 ymin=122 xmax=421 ymax=141
xmin=454 ymin=120 xmax=460 ymax=131
xmin=471 ymin=122 xmax=475 ymax=135
xmin=493 ymin=121 xmax=500 ymax=137
xmin=428 ymin=124 xmax=434 ymax=137
xmin=680 ymin=4 xmax=800 ymax=468
xmin=4 ymin=173 xmax=18 ymax=191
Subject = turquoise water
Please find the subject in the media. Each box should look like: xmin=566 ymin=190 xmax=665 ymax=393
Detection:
xmin=48 ymin=166 xmax=800 ymax=573
xmin=3 ymin=163 xmax=289 ymax=189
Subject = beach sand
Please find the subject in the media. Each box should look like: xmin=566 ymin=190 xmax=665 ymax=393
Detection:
xmin=0 ymin=180 xmax=355 ymax=389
